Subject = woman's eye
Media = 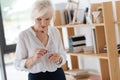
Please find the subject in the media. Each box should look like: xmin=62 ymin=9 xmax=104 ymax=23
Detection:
xmin=46 ymin=18 xmax=50 ymax=20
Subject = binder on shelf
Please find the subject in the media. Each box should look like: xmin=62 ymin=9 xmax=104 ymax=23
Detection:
xmin=68 ymin=35 xmax=86 ymax=53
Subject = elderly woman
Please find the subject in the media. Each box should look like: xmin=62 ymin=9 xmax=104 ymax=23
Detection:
xmin=14 ymin=0 xmax=67 ymax=80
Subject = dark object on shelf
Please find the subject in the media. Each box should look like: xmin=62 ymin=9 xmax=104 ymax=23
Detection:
xmin=83 ymin=7 xmax=89 ymax=24
xmin=64 ymin=9 xmax=74 ymax=24
xmin=104 ymin=44 xmax=120 ymax=53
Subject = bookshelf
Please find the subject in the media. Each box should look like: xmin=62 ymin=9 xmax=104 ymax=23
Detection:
xmin=55 ymin=1 xmax=120 ymax=80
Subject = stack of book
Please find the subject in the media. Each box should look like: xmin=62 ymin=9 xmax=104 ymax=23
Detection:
xmin=65 ymin=69 xmax=89 ymax=79
xmin=68 ymin=35 xmax=86 ymax=53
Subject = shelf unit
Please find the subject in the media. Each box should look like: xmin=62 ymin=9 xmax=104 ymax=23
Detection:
xmin=55 ymin=1 xmax=120 ymax=80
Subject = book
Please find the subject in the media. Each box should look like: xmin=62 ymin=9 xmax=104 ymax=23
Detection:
xmin=91 ymin=27 xmax=97 ymax=54
xmin=64 ymin=9 xmax=74 ymax=24
xmin=65 ymin=69 xmax=89 ymax=79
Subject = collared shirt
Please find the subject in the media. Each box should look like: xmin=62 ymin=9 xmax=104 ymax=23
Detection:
xmin=14 ymin=26 xmax=66 ymax=73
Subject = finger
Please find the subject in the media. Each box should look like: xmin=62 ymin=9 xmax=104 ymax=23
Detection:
xmin=48 ymin=55 xmax=59 ymax=63
xmin=36 ymin=50 xmax=45 ymax=57
xmin=49 ymin=54 xmax=58 ymax=59
xmin=36 ymin=49 xmax=46 ymax=54
xmin=38 ymin=52 xmax=45 ymax=57
xmin=40 ymin=49 xmax=47 ymax=54
xmin=52 ymin=54 xmax=60 ymax=59
xmin=48 ymin=54 xmax=53 ymax=59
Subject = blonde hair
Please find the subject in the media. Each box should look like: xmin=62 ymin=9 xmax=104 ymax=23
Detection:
xmin=31 ymin=0 xmax=55 ymax=20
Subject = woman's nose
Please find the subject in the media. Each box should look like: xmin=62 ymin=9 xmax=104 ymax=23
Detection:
xmin=41 ymin=20 xmax=46 ymax=26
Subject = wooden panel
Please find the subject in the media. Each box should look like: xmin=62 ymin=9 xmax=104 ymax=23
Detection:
xmin=57 ymin=28 xmax=64 ymax=46
xmin=57 ymin=27 xmax=69 ymax=71
xmin=91 ymin=3 xmax=102 ymax=12
xmin=67 ymin=27 xmax=75 ymax=36
xmin=99 ymin=59 xmax=110 ymax=80
xmin=116 ymin=1 xmax=120 ymax=22
xmin=116 ymin=1 xmax=120 ymax=47
xmin=62 ymin=62 xmax=69 ymax=71
xmin=57 ymin=28 xmax=63 ymax=39
xmin=54 ymin=10 xmax=62 ymax=26
xmin=95 ymin=26 xmax=106 ymax=53
xmin=103 ymin=2 xmax=120 ymax=80
xmin=67 ymin=27 xmax=79 ymax=69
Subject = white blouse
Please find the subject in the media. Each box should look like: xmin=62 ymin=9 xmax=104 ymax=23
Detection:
xmin=14 ymin=26 xmax=66 ymax=73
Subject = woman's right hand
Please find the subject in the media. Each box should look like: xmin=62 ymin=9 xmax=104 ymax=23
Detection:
xmin=25 ymin=48 xmax=47 ymax=68
xmin=33 ymin=48 xmax=47 ymax=62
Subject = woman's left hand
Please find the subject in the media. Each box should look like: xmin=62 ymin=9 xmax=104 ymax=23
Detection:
xmin=48 ymin=53 xmax=62 ymax=65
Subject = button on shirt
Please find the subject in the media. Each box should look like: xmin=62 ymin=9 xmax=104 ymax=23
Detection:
xmin=14 ymin=26 xmax=66 ymax=73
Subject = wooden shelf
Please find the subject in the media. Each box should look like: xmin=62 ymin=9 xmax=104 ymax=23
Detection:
xmin=67 ymin=53 xmax=108 ymax=59
xmin=56 ymin=24 xmax=93 ymax=28
xmin=56 ymin=23 xmax=104 ymax=29
xmin=80 ymin=74 xmax=100 ymax=80
xmin=66 ymin=73 xmax=100 ymax=80
xmin=93 ymin=23 xmax=104 ymax=26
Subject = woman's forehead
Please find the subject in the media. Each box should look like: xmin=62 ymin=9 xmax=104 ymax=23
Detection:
xmin=37 ymin=11 xmax=52 ymax=18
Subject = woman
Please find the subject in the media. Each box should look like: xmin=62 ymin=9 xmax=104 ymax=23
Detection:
xmin=14 ymin=0 xmax=67 ymax=80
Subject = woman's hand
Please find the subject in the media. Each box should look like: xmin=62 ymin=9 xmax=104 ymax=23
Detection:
xmin=48 ymin=53 xmax=62 ymax=65
xmin=33 ymin=48 xmax=47 ymax=62
xmin=25 ymin=48 xmax=47 ymax=68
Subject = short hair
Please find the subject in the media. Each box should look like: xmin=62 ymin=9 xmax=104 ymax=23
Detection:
xmin=31 ymin=0 xmax=55 ymax=20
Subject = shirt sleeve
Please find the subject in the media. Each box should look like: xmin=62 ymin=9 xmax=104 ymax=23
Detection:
xmin=14 ymin=32 xmax=29 ymax=71
xmin=55 ymin=28 xmax=67 ymax=67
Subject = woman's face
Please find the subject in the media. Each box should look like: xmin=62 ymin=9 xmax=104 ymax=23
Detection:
xmin=34 ymin=11 xmax=52 ymax=32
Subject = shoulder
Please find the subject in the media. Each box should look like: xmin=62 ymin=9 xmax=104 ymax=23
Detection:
xmin=18 ymin=28 xmax=31 ymax=39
